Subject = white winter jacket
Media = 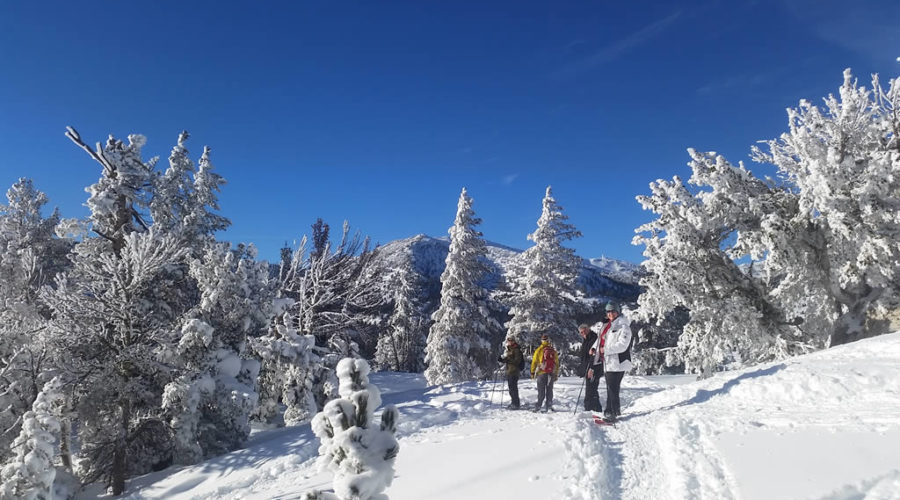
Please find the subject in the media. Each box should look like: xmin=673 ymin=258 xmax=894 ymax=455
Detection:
xmin=594 ymin=314 xmax=633 ymax=372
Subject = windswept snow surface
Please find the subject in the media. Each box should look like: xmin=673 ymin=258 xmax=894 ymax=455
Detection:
xmin=90 ymin=333 xmax=900 ymax=500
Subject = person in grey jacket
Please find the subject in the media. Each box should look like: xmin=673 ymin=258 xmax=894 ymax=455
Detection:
xmin=595 ymin=302 xmax=633 ymax=421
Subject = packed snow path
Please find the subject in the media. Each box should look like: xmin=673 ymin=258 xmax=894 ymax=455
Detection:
xmin=97 ymin=334 xmax=900 ymax=499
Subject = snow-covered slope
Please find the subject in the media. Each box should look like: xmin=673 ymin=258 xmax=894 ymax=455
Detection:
xmin=97 ymin=332 xmax=900 ymax=499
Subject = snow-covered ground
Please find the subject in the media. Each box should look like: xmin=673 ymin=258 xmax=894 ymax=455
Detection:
xmin=88 ymin=332 xmax=900 ymax=500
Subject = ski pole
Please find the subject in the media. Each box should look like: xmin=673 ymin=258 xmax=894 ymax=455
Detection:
xmin=489 ymin=366 xmax=501 ymax=405
xmin=498 ymin=370 xmax=504 ymax=408
xmin=573 ymin=372 xmax=586 ymax=415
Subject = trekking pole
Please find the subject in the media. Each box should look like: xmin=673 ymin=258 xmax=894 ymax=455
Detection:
xmin=573 ymin=373 xmax=586 ymax=415
xmin=489 ymin=366 xmax=501 ymax=405
xmin=498 ymin=371 xmax=504 ymax=408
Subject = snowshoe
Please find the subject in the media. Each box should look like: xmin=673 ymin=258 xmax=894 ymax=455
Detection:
xmin=593 ymin=416 xmax=615 ymax=426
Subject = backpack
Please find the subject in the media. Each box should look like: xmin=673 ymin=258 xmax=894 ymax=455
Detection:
xmin=540 ymin=345 xmax=557 ymax=374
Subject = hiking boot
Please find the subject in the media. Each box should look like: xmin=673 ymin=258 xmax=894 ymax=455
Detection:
xmin=506 ymin=403 xmax=520 ymax=410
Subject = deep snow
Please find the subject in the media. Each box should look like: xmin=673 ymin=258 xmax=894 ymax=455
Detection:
xmin=83 ymin=332 xmax=900 ymax=500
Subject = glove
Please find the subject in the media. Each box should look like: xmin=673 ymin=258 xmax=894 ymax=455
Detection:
xmin=498 ymin=356 xmax=504 ymax=363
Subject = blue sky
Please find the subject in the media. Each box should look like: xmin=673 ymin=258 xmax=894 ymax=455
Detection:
xmin=1 ymin=1 xmax=898 ymax=264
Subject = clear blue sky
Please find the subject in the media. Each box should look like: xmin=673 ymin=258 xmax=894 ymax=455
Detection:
xmin=2 ymin=1 xmax=898 ymax=263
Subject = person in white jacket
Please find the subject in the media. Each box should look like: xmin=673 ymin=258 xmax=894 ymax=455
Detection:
xmin=595 ymin=302 xmax=633 ymax=421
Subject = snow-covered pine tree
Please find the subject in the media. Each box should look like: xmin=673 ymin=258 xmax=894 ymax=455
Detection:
xmin=374 ymin=263 xmax=430 ymax=372
xmin=42 ymin=129 xmax=191 ymax=495
xmin=308 ymin=358 xmax=399 ymax=500
xmin=0 ymin=377 xmax=64 ymax=500
xmin=189 ymin=243 xmax=273 ymax=455
xmin=635 ymin=69 xmax=900 ymax=375
xmin=279 ymin=220 xmax=384 ymax=354
xmin=163 ymin=242 xmax=275 ymax=462
xmin=506 ymin=186 xmax=582 ymax=353
xmin=752 ymin=69 xmax=900 ymax=346
xmin=0 ymin=179 xmax=70 ymax=463
xmin=266 ymin=220 xmax=386 ymax=418
xmin=634 ymin=151 xmax=812 ymax=375
xmin=424 ymin=188 xmax=500 ymax=385
xmin=250 ymin=312 xmax=323 ymax=426
xmin=150 ymin=131 xmax=230 ymax=247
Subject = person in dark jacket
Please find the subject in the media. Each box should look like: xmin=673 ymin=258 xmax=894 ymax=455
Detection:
xmin=579 ymin=323 xmax=603 ymax=413
xmin=498 ymin=336 xmax=524 ymax=409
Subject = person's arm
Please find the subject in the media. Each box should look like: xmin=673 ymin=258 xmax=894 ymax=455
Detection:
xmin=530 ymin=345 xmax=542 ymax=377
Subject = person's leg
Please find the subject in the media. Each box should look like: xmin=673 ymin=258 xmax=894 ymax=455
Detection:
xmin=508 ymin=373 xmax=520 ymax=407
xmin=583 ymin=374 xmax=595 ymax=410
xmin=535 ymin=374 xmax=547 ymax=410
xmin=605 ymin=371 xmax=624 ymax=417
xmin=585 ymin=365 xmax=602 ymax=412
xmin=546 ymin=377 xmax=555 ymax=410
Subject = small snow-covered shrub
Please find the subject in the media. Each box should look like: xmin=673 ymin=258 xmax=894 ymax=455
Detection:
xmin=307 ymin=358 xmax=399 ymax=500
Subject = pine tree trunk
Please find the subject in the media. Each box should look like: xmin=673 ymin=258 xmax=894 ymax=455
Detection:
xmin=829 ymin=283 xmax=881 ymax=347
xmin=60 ymin=418 xmax=72 ymax=472
xmin=111 ymin=399 xmax=131 ymax=495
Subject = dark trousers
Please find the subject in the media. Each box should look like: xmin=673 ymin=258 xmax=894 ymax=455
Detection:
xmin=535 ymin=373 xmax=554 ymax=409
xmin=584 ymin=363 xmax=603 ymax=412
xmin=507 ymin=373 xmax=520 ymax=407
xmin=605 ymin=371 xmax=625 ymax=417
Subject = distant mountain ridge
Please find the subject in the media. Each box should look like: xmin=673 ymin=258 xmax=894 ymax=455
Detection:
xmin=373 ymin=234 xmax=642 ymax=304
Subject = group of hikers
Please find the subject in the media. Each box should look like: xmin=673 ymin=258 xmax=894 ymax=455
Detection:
xmin=497 ymin=302 xmax=633 ymax=422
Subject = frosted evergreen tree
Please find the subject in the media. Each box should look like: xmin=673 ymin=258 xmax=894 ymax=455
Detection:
xmin=634 ymin=69 xmax=900 ymax=374
xmin=279 ymin=221 xmax=384 ymax=353
xmin=424 ymin=188 xmax=499 ymax=385
xmin=250 ymin=311 xmax=324 ymax=426
xmin=0 ymin=377 xmax=64 ymax=500
xmin=162 ymin=318 xmax=215 ymax=464
xmin=634 ymin=152 xmax=812 ymax=375
xmin=43 ymin=230 xmax=188 ymax=493
xmin=150 ymin=131 xmax=230 ymax=242
xmin=163 ymin=242 xmax=274 ymax=462
xmin=307 ymin=358 xmax=399 ymax=500
xmin=41 ymin=129 xmax=192 ymax=494
xmin=752 ymin=69 xmax=900 ymax=346
xmin=374 ymin=264 xmax=430 ymax=372
xmin=270 ymin=220 xmax=386 ymax=415
xmin=0 ymin=179 xmax=70 ymax=463
xmin=506 ymin=186 xmax=582 ymax=350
